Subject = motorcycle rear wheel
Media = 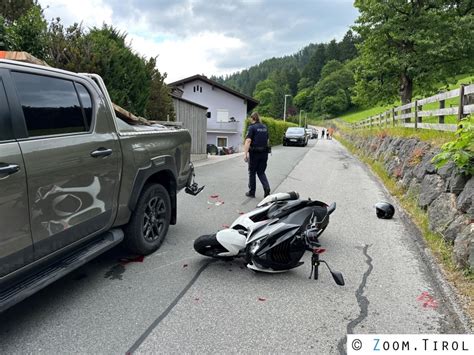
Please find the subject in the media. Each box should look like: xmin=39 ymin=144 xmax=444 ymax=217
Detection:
xmin=194 ymin=234 xmax=234 ymax=260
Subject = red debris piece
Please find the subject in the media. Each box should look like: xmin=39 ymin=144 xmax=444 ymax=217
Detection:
xmin=119 ymin=255 xmax=144 ymax=265
xmin=210 ymin=194 xmax=219 ymax=199
xmin=222 ymin=224 xmax=230 ymax=228
xmin=238 ymin=211 xmax=245 ymax=215
xmin=258 ymin=297 xmax=267 ymax=302
xmin=194 ymin=298 xmax=200 ymax=301
xmin=313 ymin=248 xmax=326 ymax=254
xmin=417 ymin=292 xmax=438 ymax=309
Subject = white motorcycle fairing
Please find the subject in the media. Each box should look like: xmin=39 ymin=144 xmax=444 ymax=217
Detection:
xmin=215 ymin=229 xmax=246 ymax=256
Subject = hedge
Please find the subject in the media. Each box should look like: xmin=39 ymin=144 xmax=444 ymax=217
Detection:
xmin=243 ymin=116 xmax=297 ymax=146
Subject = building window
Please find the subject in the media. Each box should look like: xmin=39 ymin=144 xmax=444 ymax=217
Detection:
xmin=217 ymin=136 xmax=228 ymax=147
xmin=216 ymin=109 xmax=229 ymax=122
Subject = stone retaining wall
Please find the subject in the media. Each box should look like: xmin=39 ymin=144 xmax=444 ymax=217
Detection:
xmin=341 ymin=133 xmax=473 ymax=269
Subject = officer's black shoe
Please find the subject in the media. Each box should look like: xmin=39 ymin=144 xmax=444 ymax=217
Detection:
xmin=245 ymin=191 xmax=255 ymax=198
xmin=264 ymin=188 xmax=271 ymax=197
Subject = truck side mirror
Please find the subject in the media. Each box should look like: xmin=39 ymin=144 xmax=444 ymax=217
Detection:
xmin=206 ymin=112 xmax=211 ymax=118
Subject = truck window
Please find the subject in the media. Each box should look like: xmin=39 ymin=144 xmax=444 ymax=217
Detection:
xmin=0 ymin=78 xmax=13 ymax=141
xmin=11 ymin=72 xmax=88 ymax=137
xmin=75 ymin=83 xmax=93 ymax=129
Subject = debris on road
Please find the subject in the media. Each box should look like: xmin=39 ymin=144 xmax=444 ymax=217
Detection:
xmin=417 ymin=291 xmax=438 ymax=309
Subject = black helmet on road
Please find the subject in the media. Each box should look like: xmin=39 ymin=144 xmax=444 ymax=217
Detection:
xmin=375 ymin=202 xmax=395 ymax=219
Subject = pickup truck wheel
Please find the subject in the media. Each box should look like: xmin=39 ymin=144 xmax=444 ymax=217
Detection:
xmin=124 ymin=183 xmax=171 ymax=255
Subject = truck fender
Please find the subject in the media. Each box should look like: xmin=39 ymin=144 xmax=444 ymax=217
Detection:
xmin=128 ymin=159 xmax=178 ymax=225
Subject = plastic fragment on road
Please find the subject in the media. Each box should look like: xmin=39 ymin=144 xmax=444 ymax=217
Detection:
xmin=207 ymin=194 xmax=225 ymax=207
xmin=417 ymin=291 xmax=438 ymax=309
xmin=258 ymin=297 xmax=267 ymax=302
xmin=222 ymin=224 xmax=230 ymax=228
xmin=183 ymin=264 xmax=188 ymax=268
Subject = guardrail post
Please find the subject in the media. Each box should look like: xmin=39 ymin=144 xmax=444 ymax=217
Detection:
xmin=392 ymin=108 xmax=395 ymax=127
xmin=414 ymin=100 xmax=418 ymax=130
xmin=405 ymin=105 xmax=411 ymax=123
xmin=458 ymin=84 xmax=465 ymax=123
xmin=439 ymin=99 xmax=445 ymax=124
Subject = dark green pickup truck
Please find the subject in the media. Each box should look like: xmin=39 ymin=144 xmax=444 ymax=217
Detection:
xmin=0 ymin=60 xmax=199 ymax=311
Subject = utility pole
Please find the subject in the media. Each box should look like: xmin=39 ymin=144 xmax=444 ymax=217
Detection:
xmin=283 ymin=94 xmax=291 ymax=121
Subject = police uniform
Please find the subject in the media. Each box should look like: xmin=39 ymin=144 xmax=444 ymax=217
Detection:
xmin=246 ymin=122 xmax=270 ymax=197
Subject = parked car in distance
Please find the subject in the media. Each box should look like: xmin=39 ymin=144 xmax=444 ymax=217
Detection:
xmin=283 ymin=127 xmax=308 ymax=146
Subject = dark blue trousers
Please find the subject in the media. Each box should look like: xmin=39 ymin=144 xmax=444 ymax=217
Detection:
xmin=248 ymin=152 xmax=270 ymax=193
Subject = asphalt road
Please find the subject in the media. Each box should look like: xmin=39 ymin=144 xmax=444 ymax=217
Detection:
xmin=0 ymin=138 xmax=470 ymax=354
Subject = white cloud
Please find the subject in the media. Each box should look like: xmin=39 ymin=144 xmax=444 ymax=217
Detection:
xmin=40 ymin=0 xmax=113 ymax=27
xmin=38 ymin=0 xmax=359 ymax=81
xmin=128 ymin=32 xmax=245 ymax=82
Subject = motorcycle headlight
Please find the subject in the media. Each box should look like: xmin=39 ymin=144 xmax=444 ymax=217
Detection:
xmin=250 ymin=240 xmax=262 ymax=254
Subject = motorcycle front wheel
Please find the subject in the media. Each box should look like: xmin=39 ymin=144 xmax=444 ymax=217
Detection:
xmin=194 ymin=234 xmax=234 ymax=260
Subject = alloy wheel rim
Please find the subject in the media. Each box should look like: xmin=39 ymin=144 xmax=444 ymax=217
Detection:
xmin=143 ymin=196 xmax=166 ymax=242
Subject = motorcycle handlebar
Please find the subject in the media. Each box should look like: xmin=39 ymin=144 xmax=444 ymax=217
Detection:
xmin=327 ymin=202 xmax=336 ymax=215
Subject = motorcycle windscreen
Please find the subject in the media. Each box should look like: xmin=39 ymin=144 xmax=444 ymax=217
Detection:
xmin=246 ymin=221 xmax=299 ymax=245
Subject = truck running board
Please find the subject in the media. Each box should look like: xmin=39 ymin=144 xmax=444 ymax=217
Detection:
xmin=0 ymin=229 xmax=124 ymax=313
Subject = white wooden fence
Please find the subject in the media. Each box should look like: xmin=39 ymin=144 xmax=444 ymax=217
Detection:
xmin=352 ymin=84 xmax=474 ymax=131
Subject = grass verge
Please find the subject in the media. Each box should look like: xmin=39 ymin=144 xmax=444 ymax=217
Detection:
xmin=333 ymin=121 xmax=456 ymax=147
xmin=336 ymin=133 xmax=474 ymax=321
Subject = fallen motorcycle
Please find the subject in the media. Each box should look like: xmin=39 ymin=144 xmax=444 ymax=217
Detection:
xmin=194 ymin=192 xmax=344 ymax=285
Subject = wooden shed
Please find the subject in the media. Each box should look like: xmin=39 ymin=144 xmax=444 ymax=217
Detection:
xmin=172 ymin=91 xmax=208 ymax=161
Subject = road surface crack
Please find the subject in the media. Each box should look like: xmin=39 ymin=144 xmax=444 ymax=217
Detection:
xmin=337 ymin=244 xmax=373 ymax=354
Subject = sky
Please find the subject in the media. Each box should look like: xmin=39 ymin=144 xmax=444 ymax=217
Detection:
xmin=38 ymin=0 xmax=359 ymax=83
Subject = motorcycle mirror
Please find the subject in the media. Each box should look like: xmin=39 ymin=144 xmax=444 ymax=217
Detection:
xmin=320 ymin=260 xmax=345 ymax=286
xmin=331 ymin=270 xmax=345 ymax=286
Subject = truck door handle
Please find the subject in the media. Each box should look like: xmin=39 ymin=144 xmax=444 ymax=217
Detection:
xmin=90 ymin=148 xmax=113 ymax=158
xmin=0 ymin=163 xmax=20 ymax=176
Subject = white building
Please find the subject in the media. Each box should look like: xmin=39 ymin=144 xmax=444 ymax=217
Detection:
xmin=169 ymin=75 xmax=258 ymax=152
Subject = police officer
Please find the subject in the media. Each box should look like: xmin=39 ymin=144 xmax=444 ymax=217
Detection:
xmin=244 ymin=112 xmax=270 ymax=198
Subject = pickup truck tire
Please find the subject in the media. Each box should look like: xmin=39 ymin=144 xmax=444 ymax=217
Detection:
xmin=123 ymin=183 xmax=171 ymax=255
